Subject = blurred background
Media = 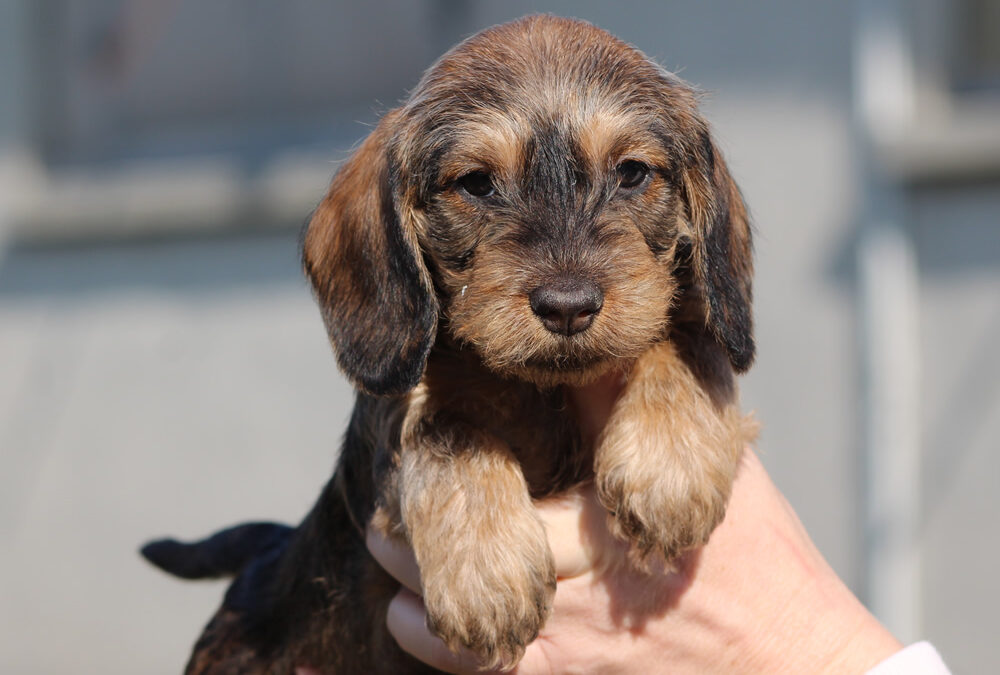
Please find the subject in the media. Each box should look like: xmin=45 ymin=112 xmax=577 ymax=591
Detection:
xmin=1 ymin=1 xmax=997 ymax=672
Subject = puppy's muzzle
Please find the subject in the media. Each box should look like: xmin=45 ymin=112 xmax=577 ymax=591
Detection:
xmin=529 ymin=277 xmax=603 ymax=336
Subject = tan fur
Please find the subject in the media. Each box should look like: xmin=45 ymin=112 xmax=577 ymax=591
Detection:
xmin=398 ymin=383 xmax=555 ymax=669
xmin=596 ymin=340 xmax=753 ymax=566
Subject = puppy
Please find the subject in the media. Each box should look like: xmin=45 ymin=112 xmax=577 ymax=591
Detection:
xmin=142 ymin=14 xmax=756 ymax=674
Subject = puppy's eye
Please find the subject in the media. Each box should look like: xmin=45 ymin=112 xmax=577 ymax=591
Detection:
xmin=457 ymin=171 xmax=495 ymax=198
xmin=616 ymin=160 xmax=649 ymax=189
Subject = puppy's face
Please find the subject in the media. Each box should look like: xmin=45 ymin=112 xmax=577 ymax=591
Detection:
xmin=407 ymin=80 xmax=681 ymax=385
xmin=305 ymin=16 xmax=753 ymax=395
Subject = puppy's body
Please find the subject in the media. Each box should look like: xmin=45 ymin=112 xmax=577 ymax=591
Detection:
xmin=143 ymin=16 xmax=757 ymax=673
xmin=165 ymin=352 xmax=586 ymax=674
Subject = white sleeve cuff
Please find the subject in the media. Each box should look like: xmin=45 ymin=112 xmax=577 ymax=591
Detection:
xmin=866 ymin=642 xmax=950 ymax=675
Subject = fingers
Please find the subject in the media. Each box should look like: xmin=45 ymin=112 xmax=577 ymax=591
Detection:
xmin=536 ymin=483 xmax=630 ymax=579
xmin=386 ymin=589 xmax=497 ymax=674
xmin=535 ymin=488 xmax=602 ymax=579
xmin=296 ymin=587 xmax=513 ymax=674
xmin=365 ymin=526 xmax=422 ymax=594
xmin=369 ymin=507 xmax=586 ymax=675
xmin=367 ymin=486 xmax=608 ymax=587
xmin=365 ymin=486 xmax=610 ymax=674
xmin=534 ymin=490 xmax=589 ymax=578
xmin=386 ymin=588 xmax=558 ymax=675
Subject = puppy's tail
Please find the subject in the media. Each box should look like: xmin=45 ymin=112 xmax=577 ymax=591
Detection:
xmin=140 ymin=522 xmax=294 ymax=580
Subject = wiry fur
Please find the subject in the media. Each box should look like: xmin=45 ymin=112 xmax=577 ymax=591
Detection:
xmin=142 ymin=15 xmax=757 ymax=674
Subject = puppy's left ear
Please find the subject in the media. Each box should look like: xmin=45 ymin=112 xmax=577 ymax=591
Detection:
xmin=303 ymin=110 xmax=438 ymax=396
xmin=680 ymin=128 xmax=755 ymax=372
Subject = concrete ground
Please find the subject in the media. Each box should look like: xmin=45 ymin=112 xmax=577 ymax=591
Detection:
xmin=0 ymin=232 xmax=353 ymax=673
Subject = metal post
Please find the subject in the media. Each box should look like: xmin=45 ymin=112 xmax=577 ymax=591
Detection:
xmin=853 ymin=0 xmax=922 ymax=644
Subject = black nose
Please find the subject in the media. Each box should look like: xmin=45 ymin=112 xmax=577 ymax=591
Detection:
xmin=529 ymin=278 xmax=604 ymax=336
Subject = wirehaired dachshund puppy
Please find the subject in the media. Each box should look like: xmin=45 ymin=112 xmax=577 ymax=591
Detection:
xmin=142 ymin=14 xmax=757 ymax=674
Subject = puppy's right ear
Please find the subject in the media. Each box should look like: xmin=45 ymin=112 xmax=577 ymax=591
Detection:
xmin=303 ymin=110 xmax=438 ymax=396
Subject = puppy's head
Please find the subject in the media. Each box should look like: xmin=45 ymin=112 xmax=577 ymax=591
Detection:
xmin=304 ymin=15 xmax=753 ymax=396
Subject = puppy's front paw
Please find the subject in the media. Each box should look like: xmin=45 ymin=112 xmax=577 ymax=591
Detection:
xmin=597 ymin=453 xmax=730 ymax=563
xmin=397 ymin=415 xmax=558 ymax=669
xmin=419 ymin=525 xmax=555 ymax=670
xmin=594 ymin=342 xmax=748 ymax=565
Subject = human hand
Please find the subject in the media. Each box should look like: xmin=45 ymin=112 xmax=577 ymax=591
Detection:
xmin=360 ymin=374 xmax=901 ymax=674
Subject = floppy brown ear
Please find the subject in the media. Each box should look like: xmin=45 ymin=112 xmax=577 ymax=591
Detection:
xmin=303 ymin=110 xmax=438 ymax=396
xmin=680 ymin=130 xmax=755 ymax=372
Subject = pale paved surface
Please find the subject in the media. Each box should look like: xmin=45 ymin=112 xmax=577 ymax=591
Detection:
xmin=0 ymin=233 xmax=354 ymax=674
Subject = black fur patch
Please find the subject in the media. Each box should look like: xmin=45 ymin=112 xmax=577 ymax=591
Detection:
xmin=703 ymin=209 xmax=754 ymax=372
xmin=323 ymin=163 xmax=439 ymax=397
xmin=141 ymin=522 xmax=293 ymax=580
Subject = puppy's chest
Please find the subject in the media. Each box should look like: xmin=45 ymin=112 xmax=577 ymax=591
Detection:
xmin=419 ymin=360 xmax=590 ymax=496
xmin=478 ymin=391 xmax=589 ymax=497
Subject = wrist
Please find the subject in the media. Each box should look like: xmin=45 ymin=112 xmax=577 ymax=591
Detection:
xmin=741 ymin=564 xmax=901 ymax=674
xmin=813 ymin=596 xmax=902 ymax=674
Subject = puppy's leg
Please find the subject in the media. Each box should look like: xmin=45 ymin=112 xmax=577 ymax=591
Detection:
xmin=595 ymin=339 xmax=751 ymax=563
xmin=384 ymin=419 xmax=555 ymax=670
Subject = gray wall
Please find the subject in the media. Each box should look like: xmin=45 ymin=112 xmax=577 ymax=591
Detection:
xmin=914 ymin=184 xmax=1000 ymax=673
